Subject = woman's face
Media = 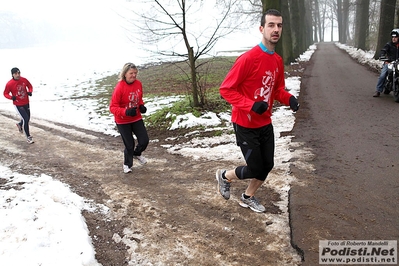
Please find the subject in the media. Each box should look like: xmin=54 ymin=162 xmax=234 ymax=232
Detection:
xmin=125 ymin=68 xmax=138 ymax=84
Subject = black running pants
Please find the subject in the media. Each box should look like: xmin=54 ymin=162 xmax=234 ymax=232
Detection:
xmin=233 ymin=123 xmax=275 ymax=181
xmin=116 ymin=119 xmax=149 ymax=168
xmin=15 ymin=104 xmax=31 ymax=137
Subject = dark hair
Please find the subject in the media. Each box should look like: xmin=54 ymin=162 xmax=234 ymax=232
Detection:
xmin=11 ymin=67 xmax=20 ymax=75
xmin=260 ymin=9 xmax=282 ymax=26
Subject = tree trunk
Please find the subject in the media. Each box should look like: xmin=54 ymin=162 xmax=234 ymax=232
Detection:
xmin=396 ymin=2 xmax=399 ymax=28
xmin=314 ymin=0 xmax=322 ymax=43
xmin=354 ymin=0 xmax=370 ymax=50
xmin=337 ymin=0 xmax=344 ymax=42
xmin=374 ymin=0 xmax=396 ymax=59
xmin=304 ymin=0 xmax=313 ymax=48
xmin=262 ymin=0 xmax=280 ymax=12
xmin=281 ymin=0 xmax=295 ymax=64
xmin=342 ymin=0 xmax=350 ymax=44
xmin=188 ymin=47 xmax=200 ymax=107
xmin=290 ymin=0 xmax=301 ymax=58
xmin=320 ymin=1 xmax=327 ymax=42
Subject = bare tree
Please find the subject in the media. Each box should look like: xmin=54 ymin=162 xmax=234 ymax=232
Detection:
xmin=319 ymin=0 xmax=331 ymax=42
xmin=312 ymin=0 xmax=322 ymax=43
xmin=368 ymin=0 xmax=382 ymax=49
xmin=127 ymin=0 xmax=251 ymax=107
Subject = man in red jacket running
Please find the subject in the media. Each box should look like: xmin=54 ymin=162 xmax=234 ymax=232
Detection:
xmin=3 ymin=67 xmax=34 ymax=144
xmin=216 ymin=9 xmax=299 ymax=213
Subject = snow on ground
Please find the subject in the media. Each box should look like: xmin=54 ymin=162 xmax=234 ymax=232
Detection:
xmin=0 ymin=43 xmax=379 ymax=265
xmin=0 ymin=166 xmax=107 ymax=266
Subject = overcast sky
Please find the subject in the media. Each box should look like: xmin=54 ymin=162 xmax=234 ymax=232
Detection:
xmin=0 ymin=0 xmax=260 ymax=53
xmin=0 ymin=0 xmax=129 ymax=47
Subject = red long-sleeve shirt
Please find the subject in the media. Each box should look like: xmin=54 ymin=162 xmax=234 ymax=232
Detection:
xmin=3 ymin=77 xmax=33 ymax=106
xmin=220 ymin=44 xmax=293 ymax=129
xmin=109 ymin=79 xmax=145 ymax=124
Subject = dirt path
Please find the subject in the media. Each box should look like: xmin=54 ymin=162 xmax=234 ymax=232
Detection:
xmin=290 ymin=42 xmax=399 ymax=265
xmin=4 ymin=43 xmax=395 ymax=266
xmin=0 ymin=108 xmax=300 ymax=265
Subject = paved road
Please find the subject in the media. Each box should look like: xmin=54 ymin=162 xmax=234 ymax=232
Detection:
xmin=290 ymin=42 xmax=399 ymax=265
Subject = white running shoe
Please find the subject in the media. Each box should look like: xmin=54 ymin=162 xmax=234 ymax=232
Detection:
xmin=134 ymin=155 xmax=147 ymax=165
xmin=27 ymin=136 xmax=34 ymax=144
xmin=239 ymin=194 xmax=266 ymax=213
xmin=216 ymin=169 xmax=230 ymax=200
xmin=123 ymin=165 xmax=132 ymax=173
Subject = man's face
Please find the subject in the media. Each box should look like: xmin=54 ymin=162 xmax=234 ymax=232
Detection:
xmin=12 ymin=71 xmax=20 ymax=80
xmin=392 ymin=36 xmax=399 ymax=44
xmin=259 ymin=15 xmax=283 ymax=45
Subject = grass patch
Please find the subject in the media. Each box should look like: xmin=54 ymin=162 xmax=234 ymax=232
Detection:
xmin=145 ymin=95 xmax=231 ymax=131
xmin=138 ymin=56 xmax=236 ymax=96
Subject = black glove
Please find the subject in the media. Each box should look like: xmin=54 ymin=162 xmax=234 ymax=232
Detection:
xmin=139 ymin=105 xmax=147 ymax=114
xmin=251 ymin=101 xmax=268 ymax=115
xmin=125 ymin=107 xmax=137 ymax=116
xmin=289 ymin=96 xmax=299 ymax=112
xmin=11 ymin=96 xmax=16 ymax=101
xmin=27 ymin=92 xmax=32 ymax=96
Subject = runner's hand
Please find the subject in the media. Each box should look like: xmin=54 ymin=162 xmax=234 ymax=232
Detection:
xmin=289 ymin=96 xmax=299 ymax=112
xmin=11 ymin=96 xmax=16 ymax=101
xmin=125 ymin=107 xmax=137 ymax=116
xmin=251 ymin=101 xmax=268 ymax=114
xmin=139 ymin=105 xmax=147 ymax=114
xmin=27 ymin=92 xmax=32 ymax=96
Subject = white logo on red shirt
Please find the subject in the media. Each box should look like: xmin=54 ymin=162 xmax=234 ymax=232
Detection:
xmin=254 ymin=70 xmax=275 ymax=103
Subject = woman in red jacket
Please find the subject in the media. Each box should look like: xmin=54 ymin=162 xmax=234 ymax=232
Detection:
xmin=109 ymin=63 xmax=149 ymax=173
xmin=3 ymin=67 xmax=34 ymax=144
xmin=216 ymin=9 xmax=299 ymax=213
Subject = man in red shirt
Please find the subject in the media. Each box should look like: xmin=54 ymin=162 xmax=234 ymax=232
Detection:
xmin=3 ymin=67 xmax=34 ymax=144
xmin=216 ymin=9 xmax=299 ymax=213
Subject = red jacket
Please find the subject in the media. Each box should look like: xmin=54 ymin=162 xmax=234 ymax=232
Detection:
xmin=220 ymin=44 xmax=293 ymax=128
xmin=109 ymin=79 xmax=145 ymax=124
xmin=3 ymin=77 xmax=33 ymax=106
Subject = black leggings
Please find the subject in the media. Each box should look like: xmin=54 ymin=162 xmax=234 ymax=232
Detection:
xmin=15 ymin=104 xmax=31 ymax=137
xmin=233 ymin=123 xmax=275 ymax=181
xmin=116 ymin=119 xmax=149 ymax=168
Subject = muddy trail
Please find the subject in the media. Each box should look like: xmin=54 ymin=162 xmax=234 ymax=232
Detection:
xmin=0 ymin=110 xmax=301 ymax=265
